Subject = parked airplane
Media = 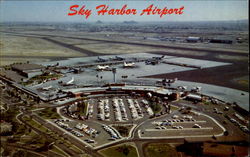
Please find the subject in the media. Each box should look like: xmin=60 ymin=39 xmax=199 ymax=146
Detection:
xmin=69 ymin=68 xmax=84 ymax=74
xmin=163 ymin=78 xmax=178 ymax=83
xmin=152 ymin=55 xmax=165 ymax=60
xmin=191 ymin=86 xmax=202 ymax=92
xmin=47 ymin=62 xmax=59 ymax=67
xmin=162 ymin=78 xmax=178 ymax=86
xmin=96 ymin=56 xmax=108 ymax=62
xmin=42 ymin=86 xmax=53 ymax=91
xmin=145 ymin=55 xmax=164 ymax=65
xmin=177 ymin=86 xmax=187 ymax=90
xmin=96 ymin=65 xmax=110 ymax=71
xmin=114 ymin=56 xmax=125 ymax=61
xmin=59 ymin=77 xmax=75 ymax=86
xmin=123 ymin=62 xmax=135 ymax=68
xmin=145 ymin=59 xmax=159 ymax=65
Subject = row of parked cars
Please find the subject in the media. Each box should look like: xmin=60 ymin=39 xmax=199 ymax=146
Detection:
xmin=154 ymin=115 xmax=201 ymax=130
xmin=141 ymin=100 xmax=154 ymax=116
xmin=127 ymin=99 xmax=143 ymax=119
xmin=75 ymin=123 xmax=99 ymax=137
xmin=112 ymin=98 xmax=126 ymax=121
xmin=155 ymin=123 xmax=201 ymax=130
xmin=62 ymin=106 xmax=80 ymax=119
xmin=54 ymin=119 xmax=84 ymax=137
xmin=87 ymin=102 xmax=94 ymax=118
xmin=228 ymin=117 xmax=249 ymax=133
xmin=102 ymin=124 xmax=120 ymax=140
xmin=161 ymin=115 xmax=196 ymax=123
xmin=97 ymin=99 xmax=109 ymax=121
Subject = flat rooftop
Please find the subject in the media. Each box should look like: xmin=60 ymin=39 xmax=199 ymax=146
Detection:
xmin=12 ymin=63 xmax=44 ymax=71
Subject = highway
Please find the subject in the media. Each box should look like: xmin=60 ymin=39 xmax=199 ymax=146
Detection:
xmin=25 ymin=113 xmax=103 ymax=157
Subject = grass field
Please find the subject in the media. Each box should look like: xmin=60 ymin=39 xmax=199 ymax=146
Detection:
xmin=22 ymin=116 xmax=48 ymax=132
xmin=51 ymin=145 xmax=69 ymax=157
xmin=112 ymin=125 xmax=134 ymax=137
xmin=100 ymin=144 xmax=138 ymax=157
xmin=145 ymin=143 xmax=179 ymax=157
xmin=19 ymin=130 xmax=38 ymax=143
xmin=37 ymin=107 xmax=61 ymax=119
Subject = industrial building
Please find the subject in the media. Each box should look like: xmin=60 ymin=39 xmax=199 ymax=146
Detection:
xmin=209 ymin=39 xmax=233 ymax=44
xmin=186 ymin=36 xmax=201 ymax=43
xmin=11 ymin=63 xmax=45 ymax=78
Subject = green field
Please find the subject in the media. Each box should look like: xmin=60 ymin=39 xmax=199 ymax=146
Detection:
xmin=145 ymin=143 xmax=179 ymax=157
xmin=37 ymin=107 xmax=61 ymax=119
xmin=100 ymin=144 xmax=138 ymax=157
xmin=112 ymin=125 xmax=134 ymax=137
xmin=22 ymin=116 xmax=48 ymax=132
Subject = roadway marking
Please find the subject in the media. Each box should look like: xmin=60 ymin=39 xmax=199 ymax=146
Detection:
xmin=152 ymin=120 xmax=207 ymax=124
xmin=138 ymin=111 xmax=226 ymax=139
xmin=172 ymin=121 xmax=207 ymax=123
xmin=31 ymin=108 xmax=45 ymax=112
xmin=191 ymin=111 xmax=226 ymax=136
xmin=145 ymin=127 xmax=213 ymax=131
xmin=56 ymin=106 xmax=74 ymax=122
xmin=139 ymin=134 xmax=219 ymax=139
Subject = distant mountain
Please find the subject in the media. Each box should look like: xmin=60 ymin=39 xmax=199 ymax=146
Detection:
xmin=123 ymin=21 xmax=138 ymax=24
xmin=96 ymin=20 xmax=103 ymax=24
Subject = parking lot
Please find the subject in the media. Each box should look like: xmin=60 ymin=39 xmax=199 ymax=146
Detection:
xmin=86 ymin=96 xmax=153 ymax=123
xmin=52 ymin=118 xmax=122 ymax=147
xmin=54 ymin=95 xmax=162 ymax=147
xmin=138 ymin=110 xmax=225 ymax=138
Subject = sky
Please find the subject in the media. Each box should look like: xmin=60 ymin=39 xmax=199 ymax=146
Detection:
xmin=0 ymin=1 xmax=248 ymax=22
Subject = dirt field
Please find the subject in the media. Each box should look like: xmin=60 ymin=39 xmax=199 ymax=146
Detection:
xmin=0 ymin=24 xmax=248 ymax=92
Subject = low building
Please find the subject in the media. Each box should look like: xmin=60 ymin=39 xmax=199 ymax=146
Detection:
xmin=169 ymin=92 xmax=180 ymax=100
xmin=12 ymin=63 xmax=45 ymax=78
xmin=186 ymin=94 xmax=202 ymax=101
xmin=186 ymin=36 xmax=201 ymax=43
xmin=209 ymin=39 xmax=233 ymax=44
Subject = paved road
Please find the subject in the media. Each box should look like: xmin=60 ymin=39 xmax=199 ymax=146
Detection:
xmin=29 ymin=113 xmax=103 ymax=157
xmin=17 ymin=113 xmax=82 ymax=157
xmin=6 ymin=144 xmax=66 ymax=157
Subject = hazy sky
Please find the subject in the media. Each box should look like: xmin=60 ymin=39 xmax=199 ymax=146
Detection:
xmin=0 ymin=1 xmax=248 ymax=22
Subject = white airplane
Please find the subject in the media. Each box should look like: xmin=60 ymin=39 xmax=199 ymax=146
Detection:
xmin=177 ymin=86 xmax=187 ymax=90
xmin=42 ymin=85 xmax=53 ymax=91
xmin=96 ymin=65 xmax=110 ymax=71
xmin=123 ymin=62 xmax=135 ymax=68
xmin=47 ymin=62 xmax=59 ymax=67
xmin=59 ymin=77 xmax=75 ymax=86
xmin=163 ymin=78 xmax=178 ymax=83
xmin=191 ymin=86 xmax=202 ymax=92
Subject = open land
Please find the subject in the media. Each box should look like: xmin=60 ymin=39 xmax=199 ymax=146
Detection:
xmin=0 ymin=21 xmax=249 ymax=157
xmin=0 ymin=21 xmax=248 ymax=91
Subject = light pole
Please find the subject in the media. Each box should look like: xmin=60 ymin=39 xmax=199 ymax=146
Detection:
xmin=96 ymin=74 xmax=99 ymax=85
xmin=112 ymin=68 xmax=116 ymax=83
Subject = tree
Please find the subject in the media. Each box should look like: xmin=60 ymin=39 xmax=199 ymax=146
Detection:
xmin=224 ymin=131 xmax=229 ymax=136
xmin=122 ymin=145 xmax=130 ymax=156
